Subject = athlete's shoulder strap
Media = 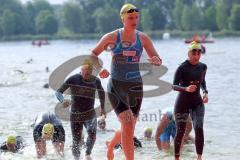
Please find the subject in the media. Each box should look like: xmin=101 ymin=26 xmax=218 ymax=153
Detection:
xmin=116 ymin=29 xmax=121 ymax=43
xmin=135 ymin=31 xmax=142 ymax=48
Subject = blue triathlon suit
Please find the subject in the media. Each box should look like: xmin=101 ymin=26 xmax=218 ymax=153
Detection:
xmin=107 ymin=29 xmax=143 ymax=117
xmin=160 ymin=111 xmax=176 ymax=142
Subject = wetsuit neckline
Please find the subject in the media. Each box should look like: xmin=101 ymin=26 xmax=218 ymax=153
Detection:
xmin=186 ymin=60 xmax=199 ymax=66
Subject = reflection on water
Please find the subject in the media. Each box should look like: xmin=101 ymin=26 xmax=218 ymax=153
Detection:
xmin=1 ymin=38 xmax=240 ymax=159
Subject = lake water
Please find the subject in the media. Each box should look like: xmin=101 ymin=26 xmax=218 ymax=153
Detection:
xmin=0 ymin=38 xmax=240 ymax=160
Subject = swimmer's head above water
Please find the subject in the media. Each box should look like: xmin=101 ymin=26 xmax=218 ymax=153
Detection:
xmin=188 ymin=41 xmax=202 ymax=65
xmin=188 ymin=41 xmax=202 ymax=53
xmin=81 ymin=59 xmax=93 ymax=80
xmin=42 ymin=123 xmax=54 ymax=140
xmin=98 ymin=118 xmax=106 ymax=130
xmin=6 ymin=135 xmax=16 ymax=152
xmin=144 ymin=127 xmax=152 ymax=138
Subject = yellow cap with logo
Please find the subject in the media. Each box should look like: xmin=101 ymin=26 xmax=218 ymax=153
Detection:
xmin=42 ymin=123 xmax=54 ymax=137
xmin=144 ymin=127 xmax=152 ymax=132
xmin=188 ymin=41 xmax=201 ymax=52
xmin=7 ymin=135 xmax=16 ymax=145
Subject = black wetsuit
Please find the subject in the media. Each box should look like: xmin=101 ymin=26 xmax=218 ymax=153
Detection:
xmin=0 ymin=136 xmax=24 ymax=152
xmin=172 ymin=60 xmax=208 ymax=158
xmin=33 ymin=112 xmax=65 ymax=143
xmin=57 ymin=74 xmax=105 ymax=159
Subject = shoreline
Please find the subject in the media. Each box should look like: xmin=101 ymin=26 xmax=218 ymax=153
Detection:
xmin=1 ymin=30 xmax=240 ymax=41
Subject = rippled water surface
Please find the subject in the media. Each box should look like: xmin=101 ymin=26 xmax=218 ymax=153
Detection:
xmin=0 ymin=38 xmax=240 ymax=160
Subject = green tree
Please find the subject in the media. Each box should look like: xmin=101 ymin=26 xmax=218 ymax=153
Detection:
xmin=62 ymin=2 xmax=84 ymax=33
xmin=216 ymin=0 xmax=228 ymax=30
xmin=99 ymin=0 xmax=124 ymax=9
xmin=181 ymin=4 xmax=203 ymax=30
xmin=35 ymin=10 xmax=58 ymax=34
xmin=201 ymin=0 xmax=216 ymax=10
xmin=141 ymin=0 xmax=175 ymax=30
xmin=172 ymin=0 xmax=184 ymax=29
xmin=93 ymin=5 xmax=121 ymax=33
xmin=32 ymin=0 xmax=53 ymax=15
xmin=25 ymin=1 xmax=37 ymax=34
xmin=0 ymin=0 xmax=23 ymax=15
xmin=140 ymin=9 xmax=153 ymax=31
xmin=181 ymin=0 xmax=195 ymax=6
xmin=0 ymin=0 xmax=31 ymax=35
xmin=229 ymin=4 xmax=240 ymax=30
xmin=204 ymin=6 xmax=218 ymax=31
xmin=2 ymin=9 xmax=17 ymax=36
xmin=148 ymin=2 xmax=167 ymax=30
xmin=26 ymin=0 xmax=57 ymax=34
xmin=73 ymin=0 xmax=106 ymax=33
xmin=0 ymin=17 xmax=3 ymax=37
xmin=181 ymin=5 xmax=191 ymax=30
xmin=14 ymin=9 xmax=32 ymax=34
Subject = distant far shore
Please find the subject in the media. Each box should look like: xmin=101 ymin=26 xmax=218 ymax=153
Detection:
xmin=1 ymin=30 xmax=240 ymax=41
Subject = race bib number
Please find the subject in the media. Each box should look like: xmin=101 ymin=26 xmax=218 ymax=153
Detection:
xmin=123 ymin=50 xmax=136 ymax=57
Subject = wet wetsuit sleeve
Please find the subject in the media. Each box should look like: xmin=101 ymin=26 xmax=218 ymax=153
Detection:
xmin=201 ymin=65 xmax=208 ymax=94
xmin=33 ymin=125 xmax=43 ymax=142
xmin=53 ymin=125 xmax=65 ymax=143
xmin=57 ymin=77 xmax=72 ymax=93
xmin=56 ymin=77 xmax=72 ymax=103
xmin=16 ymin=136 xmax=24 ymax=150
xmin=0 ymin=142 xmax=8 ymax=151
xmin=96 ymin=78 xmax=105 ymax=110
xmin=172 ymin=66 xmax=186 ymax=92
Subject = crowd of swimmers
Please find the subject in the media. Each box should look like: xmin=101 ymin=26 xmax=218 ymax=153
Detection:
xmin=1 ymin=3 xmax=208 ymax=160
xmin=0 ymin=109 xmax=195 ymax=160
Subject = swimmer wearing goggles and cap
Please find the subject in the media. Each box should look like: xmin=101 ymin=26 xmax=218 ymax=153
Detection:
xmin=33 ymin=112 xmax=65 ymax=159
xmin=0 ymin=135 xmax=25 ymax=153
xmin=172 ymin=41 xmax=208 ymax=160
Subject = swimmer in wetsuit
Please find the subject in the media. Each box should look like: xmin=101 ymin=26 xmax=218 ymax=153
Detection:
xmin=0 ymin=135 xmax=25 ymax=153
xmin=172 ymin=41 xmax=208 ymax=160
xmin=55 ymin=61 xmax=105 ymax=160
xmin=33 ymin=112 xmax=65 ymax=159
xmin=91 ymin=3 xmax=162 ymax=160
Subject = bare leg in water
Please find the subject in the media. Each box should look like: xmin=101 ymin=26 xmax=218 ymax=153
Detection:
xmin=106 ymin=109 xmax=136 ymax=160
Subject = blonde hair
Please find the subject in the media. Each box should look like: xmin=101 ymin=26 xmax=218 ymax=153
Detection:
xmin=120 ymin=3 xmax=138 ymax=19
xmin=82 ymin=59 xmax=93 ymax=70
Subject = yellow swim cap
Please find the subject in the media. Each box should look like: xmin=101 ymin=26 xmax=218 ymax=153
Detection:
xmin=188 ymin=41 xmax=201 ymax=52
xmin=120 ymin=3 xmax=139 ymax=17
xmin=144 ymin=127 xmax=152 ymax=132
xmin=7 ymin=135 xmax=16 ymax=145
xmin=42 ymin=123 xmax=54 ymax=137
xmin=82 ymin=58 xmax=93 ymax=70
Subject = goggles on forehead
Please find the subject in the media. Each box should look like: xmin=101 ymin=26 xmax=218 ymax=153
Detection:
xmin=121 ymin=8 xmax=139 ymax=15
xmin=191 ymin=49 xmax=202 ymax=53
xmin=126 ymin=8 xmax=139 ymax=13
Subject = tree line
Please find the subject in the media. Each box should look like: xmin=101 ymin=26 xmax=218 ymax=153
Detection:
xmin=0 ymin=0 xmax=240 ymax=38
